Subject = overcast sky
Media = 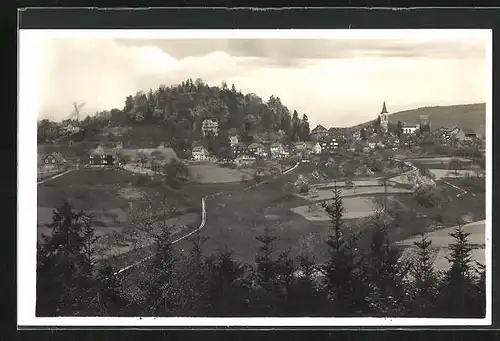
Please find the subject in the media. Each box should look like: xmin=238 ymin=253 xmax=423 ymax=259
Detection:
xmin=34 ymin=32 xmax=488 ymax=127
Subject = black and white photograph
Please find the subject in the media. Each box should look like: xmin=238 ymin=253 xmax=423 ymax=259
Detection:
xmin=18 ymin=29 xmax=491 ymax=327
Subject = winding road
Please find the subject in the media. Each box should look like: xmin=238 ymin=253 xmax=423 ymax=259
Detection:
xmin=113 ymin=161 xmax=300 ymax=275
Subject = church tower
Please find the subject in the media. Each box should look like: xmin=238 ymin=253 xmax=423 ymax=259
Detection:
xmin=380 ymin=101 xmax=389 ymax=133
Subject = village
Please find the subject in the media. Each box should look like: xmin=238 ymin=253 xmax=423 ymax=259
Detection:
xmin=38 ymin=101 xmax=485 ymax=181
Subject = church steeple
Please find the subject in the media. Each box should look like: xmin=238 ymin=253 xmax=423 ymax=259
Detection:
xmin=381 ymin=101 xmax=388 ymax=114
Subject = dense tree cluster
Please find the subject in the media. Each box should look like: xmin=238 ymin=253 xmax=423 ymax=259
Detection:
xmin=37 ymin=189 xmax=485 ymax=318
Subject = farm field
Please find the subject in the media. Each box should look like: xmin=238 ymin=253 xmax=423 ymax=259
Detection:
xmin=397 ymin=219 xmax=485 ymax=247
xmin=311 ymin=179 xmax=384 ymax=189
xmin=188 ymin=163 xmax=252 ymax=183
xmin=37 ymin=168 xmax=246 ymax=261
xmin=291 ymin=195 xmax=407 ymax=221
xmin=398 ymin=220 xmax=485 ymax=273
xmin=295 ymin=186 xmax=412 ymax=203
xmin=429 ymin=169 xmax=483 ymax=180
xmin=408 ymin=156 xmax=471 ymax=164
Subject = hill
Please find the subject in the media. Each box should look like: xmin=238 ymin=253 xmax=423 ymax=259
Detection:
xmin=350 ymin=103 xmax=486 ymax=136
xmin=38 ymin=79 xmax=312 ymax=155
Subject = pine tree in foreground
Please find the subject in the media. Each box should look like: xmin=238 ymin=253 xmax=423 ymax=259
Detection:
xmin=252 ymin=226 xmax=281 ymax=316
xmin=365 ymin=212 xmax=408 ymax=316
xmin=320 ymin=185 xmax=368 ymax=316
xmin=36 ymin=203 xmax=102 ymax=316
xmin=180 ymin=231 xmax=210 ymax=315
xmin=203 ymin=247 xmax=250 ymax=316
xmin=437 ymin=224 xmax=484 ymax=317
xmin=140 ymin=226 xmax=180 ymax=316
xmin=408 ymin=234 xmax=440 ymax=317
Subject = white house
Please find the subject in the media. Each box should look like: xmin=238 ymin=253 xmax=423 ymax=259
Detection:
xmin=402 ymin=125 xmax=419 ymax=135
xmin=201 ymin=119 xmax=219 ymax=137
xmin=229 ymin=135 xmax=239 ymax=147
xmin=269 ymin=142 xmax=289 ymax=159
xmin=192 ymin=146 xmax=210 ymax=161
xmin=248 ymin=142 xmax=268 ymax=157
xmin=305 ymin=141 xmax=322 ymax=155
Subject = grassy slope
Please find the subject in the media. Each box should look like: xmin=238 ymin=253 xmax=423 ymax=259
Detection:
xmin=350 ymin=103 xmax=486 ymax=135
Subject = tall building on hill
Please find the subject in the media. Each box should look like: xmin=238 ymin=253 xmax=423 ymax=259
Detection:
xmin=201 ymin=118 xmax=219 ymax=137
xmin=380 ymin=101 xmax=389 ymax=133
xmin=419 ymin=115 xmax=430 ymax=128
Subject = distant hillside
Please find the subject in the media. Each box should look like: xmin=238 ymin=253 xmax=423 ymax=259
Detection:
xmin=38 ymin=79 xmax=312 ymax=151
xmin=351 ymin=103 xmax=486 ymax=136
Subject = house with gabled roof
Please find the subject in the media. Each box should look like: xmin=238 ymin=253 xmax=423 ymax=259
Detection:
xmin=269 ymin=142 xmax=289 ymax=159
xmin=463 ymin=128 xmax=478 ymax=140
xmin=306 ymin=141 xmax=322 ymax=155
xmin=42 ymin=152 xmax=67 ymax=166
xmin=248 ymin=142 xmax=268 ymax=157
xmin=89 ymin=145 xmax=116 ymax=167
xmin=191 ymin=146 xmax=210 ymax=161
xmin=319 ymin=136 xmax=339 ymax=153
xmin=232 ymin=142 xmax=250 ymax=157
xmin=449 ymin=127 xmax=466 ymax=141
xmin=311 ymin=124 xmax=329 ymax=141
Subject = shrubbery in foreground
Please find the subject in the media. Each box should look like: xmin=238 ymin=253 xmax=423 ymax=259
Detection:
xmin=36 ymin=189 xmax=485 ymax=318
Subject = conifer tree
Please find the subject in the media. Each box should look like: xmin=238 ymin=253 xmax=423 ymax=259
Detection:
xmin=37 ymin=203 xmax=101 ymax=316
xmin=320 ymin=184 xmax=368 ymax=315
xmin=140 ymin=227 xmax=179 ymax=316
xmin=300 ymin=114 xmax=311 ymax=141
xmin=365 ymin=212 xmax=407 ymax=316
xmin=408 ymin=234 xmax=440 ymax=316
xmin=253 ymin=226 xmax=281 ymax=315
xmin=94 ymin=261 xmax=131 ymax=316
xmin=204 ymin=247 xmax=250 ymax=316
xmin=181 ymin=231 xmax=210 ymax=315
xmin=437 ymin=224 xmax=480 ymax=317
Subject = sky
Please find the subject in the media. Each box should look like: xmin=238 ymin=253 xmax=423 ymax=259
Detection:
xmin=31 ymin=30 xmax=489 ymax=128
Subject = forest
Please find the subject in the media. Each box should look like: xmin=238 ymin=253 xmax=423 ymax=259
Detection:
xmin=36 ymin=186 xmax=485 ymax=318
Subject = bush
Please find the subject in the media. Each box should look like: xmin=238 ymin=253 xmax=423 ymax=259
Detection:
xmin=136 ymin=174 xmax=150 ymax=186
xmin=299 ymin=183 xmax=310 ymax=193
xmin=414 ymin=188 xmax=441 ymax=208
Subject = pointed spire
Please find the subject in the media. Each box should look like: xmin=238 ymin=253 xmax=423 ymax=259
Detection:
xmin=381 ymin=101 xmax=388 ymax=114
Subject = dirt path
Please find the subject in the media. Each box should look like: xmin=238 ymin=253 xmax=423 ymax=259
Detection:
xmin=37 ymin=169 xmax=73 ymax=185
xmin=114 ymin=162 xmax=301 ymax=275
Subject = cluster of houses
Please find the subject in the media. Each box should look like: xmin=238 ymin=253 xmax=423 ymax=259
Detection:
xmin=435 ymin=126 xmax=479 ymax=143
xmin=87 ymin=142 xmax=179 ymax=169
xmin=191 ymin=130 xmax=338 ymax=165
xmin=42 ymin=103 xmax=484 ymax=175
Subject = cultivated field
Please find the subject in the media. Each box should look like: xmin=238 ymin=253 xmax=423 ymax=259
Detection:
xmin=398 ymin=220 xmax=485 ymax=273
xmin=188 ymin=164 xmax=252 ymax=183
xmin=409 ymin=156 xmax=471 ymax=164
xmin=295 ymin=186 xmax=412 ymax=203
xmin=429 ymin=169 xmax=483 ymax=180
xmin=291 ymin=196 xmax=380 ymax=221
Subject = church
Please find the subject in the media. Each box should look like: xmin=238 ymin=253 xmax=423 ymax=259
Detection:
xmin=379 ymin=101 xmax=389 ymax=133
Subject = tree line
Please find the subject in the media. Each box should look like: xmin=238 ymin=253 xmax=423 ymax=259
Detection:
xmin=36 ymin=186 xmax=485 ymax=318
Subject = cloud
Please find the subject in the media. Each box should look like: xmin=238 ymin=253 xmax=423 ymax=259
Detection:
xmin=34 ymin=37 xmax=487 ymax=127
xmin=120 ymin=37 xmax=486 ymax=67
